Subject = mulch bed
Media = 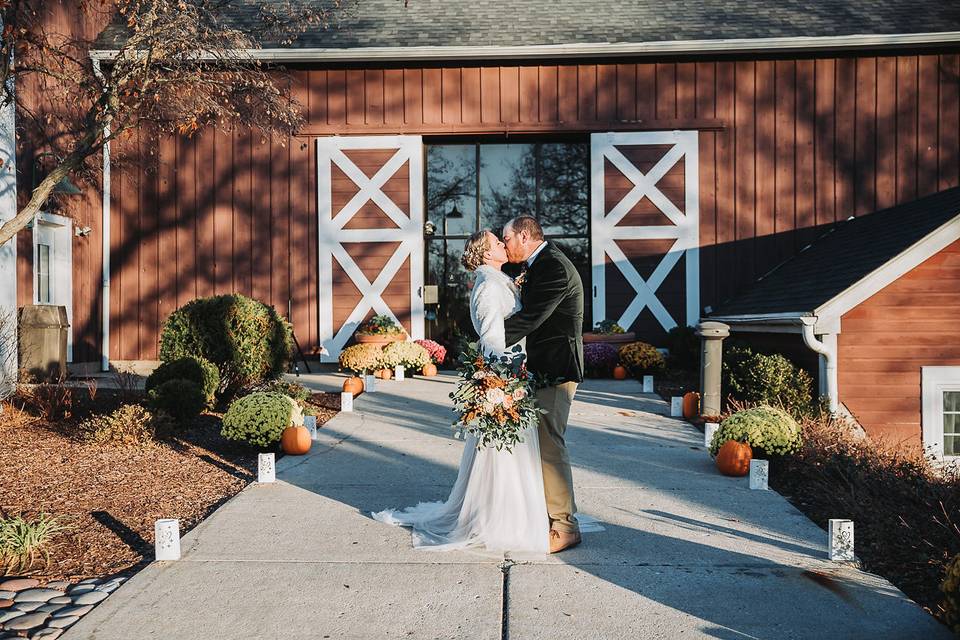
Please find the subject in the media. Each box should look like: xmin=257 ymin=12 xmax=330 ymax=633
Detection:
xmin=0 ymin=389 xmax=339 ymax=581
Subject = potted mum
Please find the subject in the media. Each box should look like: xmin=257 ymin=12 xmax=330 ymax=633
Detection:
xmin=382 ymin=341 xmax=431 ymax=378
xmin=414 ymin=339 xmax=447 ymax=376
xmin=354 ymin=314 xmax=406 ymax=347
xmin=584 ymin=342 xmax=619 ymax=378
xmin=583 ymin=319 xmax=635 ymax=344
xmin=338 ymin=343 xmax=384 ymax=393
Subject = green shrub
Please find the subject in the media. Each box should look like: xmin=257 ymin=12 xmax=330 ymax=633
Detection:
xmin=78 ymin=404 xmax=170 ymax=446
xmin=708 ymin=405 xmax=803 ymax=458
xmin=257 ymin=379 xmax=311 ymax=403
xmin=147 ymin=378 xmax=207 ymax=420
xmin=618 ymin=341 xmax=665 ymax=375
xmin=159 ymin=294 xmax=292 ymax=397
xmin=381 ymin=341 xmax=431 ymax=370
xmin=941 ymin=553 xmax=960 ymax=634
xmin=723 ymin=347 xmax=815 ymax=417
xmin=221 ymin=391 xmax=295 ymax=448
xmin=145 ymin=356 xmax=219 ymax=405
xmin=666 ymin=325 xmax=700 ymax=372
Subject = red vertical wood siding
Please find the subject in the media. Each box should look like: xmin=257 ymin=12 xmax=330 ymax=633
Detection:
xmin=838 ymin=240 xmax=960 ymax=446
xmin=29 ymin=51 xmax=956 ymax=361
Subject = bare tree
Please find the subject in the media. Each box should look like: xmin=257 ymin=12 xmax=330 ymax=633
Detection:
xmin=0 ymin=0 xmax=356 ymax=246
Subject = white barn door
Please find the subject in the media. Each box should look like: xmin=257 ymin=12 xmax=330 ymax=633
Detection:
xmin=317 ymin=136 xmax=424 ymax=361
xmin=590 ymin=131 xmax=699 ymax=339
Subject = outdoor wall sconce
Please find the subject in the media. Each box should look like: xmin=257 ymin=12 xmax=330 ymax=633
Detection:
xmin=74 ymin=226 xmax=92 ymax=237
xmin=32 ymin=151 xmax=83 ymax=198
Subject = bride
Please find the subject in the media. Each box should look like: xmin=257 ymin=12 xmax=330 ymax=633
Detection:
xmin=371 ymin=229 xmax=550 ymax=553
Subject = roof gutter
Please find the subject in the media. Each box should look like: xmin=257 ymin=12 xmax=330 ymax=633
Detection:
xmin=87 ymin=31 xmax=960 ymax=63
xmin=801 ymin=318 xmax=838 ymax=413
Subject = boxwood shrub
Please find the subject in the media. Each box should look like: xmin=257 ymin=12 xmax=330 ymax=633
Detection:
xmin=723 ymin=347 xmax=815 ymax=417
xmin=221 ymin=391 xmax=294 ymax=448
xmin=147 ymin=379 xmax=207 ymax=421
xmin=145 ymin=356 xmax=219 ymax=405
xmin=708 ymin=405 xmax=803 ymax=459
xmin=159 ymin=295 xmax=292 ymax=398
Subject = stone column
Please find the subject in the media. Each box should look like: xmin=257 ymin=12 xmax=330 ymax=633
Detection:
xmin=696 ymin=321 xmax=730 ymax=418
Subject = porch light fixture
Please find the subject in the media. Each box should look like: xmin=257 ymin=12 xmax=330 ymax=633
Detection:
xmin=32 ymin=152 xmax=83 ymax=197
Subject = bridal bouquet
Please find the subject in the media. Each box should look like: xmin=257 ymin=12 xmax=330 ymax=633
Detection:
xmin=449 ymin=343 xmax=544 ymax=452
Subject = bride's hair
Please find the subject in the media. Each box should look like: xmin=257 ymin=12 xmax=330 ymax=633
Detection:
xmin=461 ymin=230 xmax=490 ymax=271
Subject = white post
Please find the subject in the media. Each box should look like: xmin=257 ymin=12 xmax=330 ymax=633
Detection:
xmin=670 ymin=397 xmax=683 ymax=417
xmin=749 ymin=460 xmax=769 ymax=490
xmin=394 ymin=365 xmax=405 ymax=381
xmin=642 ymin=375 xmax=654 ymax=393
xmin=340 ymin=391 xmax=354 ymax=412
xmin=257 ymin=453 xmax=276 ymax=483
xmin=154 ymin=519 xmax=181 ymax=561
xmin=704 ymin=422 xmax=719 ymax=449
xmin=364 ymin=373 xmax=377 ymax=392
xmin=828 ymin=519 xmax=855 ymax=561
xmin=0 ymin=56 xmax=18 ymax=391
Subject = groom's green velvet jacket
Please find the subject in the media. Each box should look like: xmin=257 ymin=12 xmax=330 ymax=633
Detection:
xmin=504 ymin=242 xmax=585 ymax=384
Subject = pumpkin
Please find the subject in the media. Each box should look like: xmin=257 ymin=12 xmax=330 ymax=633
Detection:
xmin=376 ymin=368 xmax=393 ymax=380
xmin=281 ymin=426 xmax=312 ymax=455
xmin=421 ymin=363 xmax=438 ymax=377
xmin=716 ymin=440 xmax=752 ymax=476
xmin=682 ymin=391 xmax=700 ymax=419
xmin=342 ymin=376 xmax=364 ymax=395
xmin=612 ymin=365 xmax=628 ymax=380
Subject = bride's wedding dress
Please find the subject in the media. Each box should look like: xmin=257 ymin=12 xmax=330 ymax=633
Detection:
xmin=371 ymin=265 xmax=550 ymax=553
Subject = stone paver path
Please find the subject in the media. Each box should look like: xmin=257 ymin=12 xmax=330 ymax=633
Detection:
xmin=61 ymin=374 xmax=949 ymax=639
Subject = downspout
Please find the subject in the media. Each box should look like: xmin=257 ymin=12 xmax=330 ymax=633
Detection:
xmin=801 ymin=318 xmax=838 ymax=412
xmin=92 ymin=58 xmax=110 ymax=372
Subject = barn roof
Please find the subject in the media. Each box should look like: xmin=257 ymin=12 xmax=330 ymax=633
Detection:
xmin=93 ymin=0 xmax=960 ymax=55
xmin=709 ymin=187 xmax=960 ymax=320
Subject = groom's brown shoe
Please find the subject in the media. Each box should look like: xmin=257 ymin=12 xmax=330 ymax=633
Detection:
xmin=549 ymin=529 xmax=582 ymax=554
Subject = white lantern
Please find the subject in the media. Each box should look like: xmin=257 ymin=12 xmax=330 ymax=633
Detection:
xmin=704 ymin=422 xmax=719 ymax=449
xmin=670 ymin=397 xmax=683 ymax=417
xmin=828 ymin=519 xmax=855 ymax=561
xmin=257 ymin=453 xmax=276 ymax=483
xmin=364 ymin=373 xmax=377 ymax=392
xmin=394 ymin=366 xmax=405 ymax=381
xmin=154 ymin=519 xmax=181 ymax=561
xmin=304 ymin=415 xmax=318 ymax=439
xmin=749 ymin=459 xmax=769 ymax=490
xmin=643 ymin=375 xmax=654 ymax=393
xmin=340 ymin=391 xmax=354 ymax=412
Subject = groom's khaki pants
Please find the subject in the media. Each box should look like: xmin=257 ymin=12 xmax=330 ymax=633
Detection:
xmin=535 ymin=382 xmax=579 ymax=534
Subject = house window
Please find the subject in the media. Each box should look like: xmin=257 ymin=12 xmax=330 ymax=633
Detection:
xmin=922 ymin=367 xmax=960 ymax=459
xmin=36 ymin=243 xmax=51 ymax=304
xmin=424 ymin=139 xmax=590 ymax=341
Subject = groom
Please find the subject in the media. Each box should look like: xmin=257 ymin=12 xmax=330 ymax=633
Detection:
xmin=502 ymin=215 xmax=585 ymax=554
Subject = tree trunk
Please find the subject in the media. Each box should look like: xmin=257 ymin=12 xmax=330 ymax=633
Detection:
xmin=0 ymin=156 xmax=84 ymax=246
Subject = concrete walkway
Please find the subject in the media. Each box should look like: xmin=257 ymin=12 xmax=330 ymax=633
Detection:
xmin=63 ymin=374 xmax=948 ymax=639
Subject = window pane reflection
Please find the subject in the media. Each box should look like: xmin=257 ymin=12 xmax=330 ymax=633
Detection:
xmin=427 ymin=145 xmax=476 ymax=236
xmin=426 ymin=237 xmax=475 ymax=339
xmin=479 ymin=144 xmax=536 ymax=233
xmin=37 ymin=243 xmax=51 ymax=304
xmin=539 ymin=143 xmax=589 ymax=235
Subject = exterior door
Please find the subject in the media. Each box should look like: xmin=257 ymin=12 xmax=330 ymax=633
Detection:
xmin=316 ymin=136 xmax=424 ymax=361
xmin=32 ymin=212 xmax=74 ymax=360
xmin=590 ymin=131 xmax=699 ymax=342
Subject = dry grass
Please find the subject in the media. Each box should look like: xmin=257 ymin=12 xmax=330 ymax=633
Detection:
xmin=771 ymin=413 xmax=960 ymax=622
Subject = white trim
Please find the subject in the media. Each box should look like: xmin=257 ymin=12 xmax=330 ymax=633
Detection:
xmin=922 ymin=366 xmax=960 ymax=459
xmin=815 ymin=213 xmax=960 ymax=324
xmin=316 ymin=135 xmax=424 ymax=361
xmin=88 ymin=31 xmax=960 ymax=62
xmin=93 ymin=57 xmax=111 ymax=371
xmin=0 ymin=57 xmax=16 ymax=387
xmin=591 ymin=130 xmax=699 ymax=333
xmin=709 ymin=312 xmax=810 ymax=323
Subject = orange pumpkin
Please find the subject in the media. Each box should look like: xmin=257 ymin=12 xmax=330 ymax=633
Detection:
xmin=376 ymin=368 xmax=393 ymax=380
xmin=281 ymin=426 xmax=312 ymax=455
xmin=421 ymin=363 xmax=438 ymax=377
xmin=612 ymin=365 xmax=628 ymax=380
xmin=342 ymin=376 xmax=364 ymax=395
xmin=682 ymin=391 xmax=701 ymax=419
xmin=716 ymin=440 xmax=752 ymax=476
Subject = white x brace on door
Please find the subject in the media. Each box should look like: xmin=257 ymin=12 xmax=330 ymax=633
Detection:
xmin=590 ymin=131 xmax=699 ymax=333
xmin=317 ymin=136 xmax=424 ymax=361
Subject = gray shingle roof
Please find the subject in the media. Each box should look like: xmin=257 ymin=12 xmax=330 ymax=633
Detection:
xmin=94 ymin=0 xmax=960 ymax=51
xmin=710 ymin=187 xmax=960 ymax=318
